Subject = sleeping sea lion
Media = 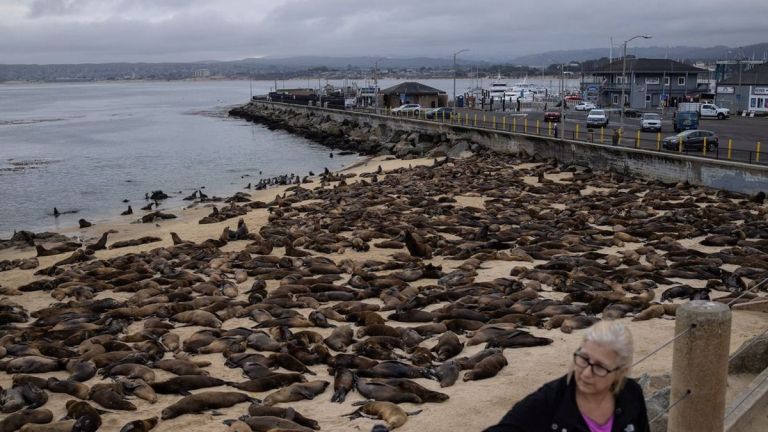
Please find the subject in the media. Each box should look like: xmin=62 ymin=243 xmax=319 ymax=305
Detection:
xmin=262 ymin=380 xmax=329 ymax=406
xmin=161 ymin=391 xmax=255 ymax=420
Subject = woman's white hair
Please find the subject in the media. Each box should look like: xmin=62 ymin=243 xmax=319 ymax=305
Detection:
xmin=568 ymin=319 xmax=635 ymax=394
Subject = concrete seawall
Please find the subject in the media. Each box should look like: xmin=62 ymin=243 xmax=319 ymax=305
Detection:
xmin=232 ymin=101 xmax=768 ymax=195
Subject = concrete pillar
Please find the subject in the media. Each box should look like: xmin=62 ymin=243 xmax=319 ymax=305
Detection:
xmin=668 ymin=300 xmax=731 ymax=432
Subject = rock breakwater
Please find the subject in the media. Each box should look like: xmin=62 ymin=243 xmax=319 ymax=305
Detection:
xmin=229 ymin=102 xmax=479 ymax=158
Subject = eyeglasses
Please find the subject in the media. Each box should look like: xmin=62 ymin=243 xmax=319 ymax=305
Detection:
xmin=573 ymin=351 xmax=622 ymax=377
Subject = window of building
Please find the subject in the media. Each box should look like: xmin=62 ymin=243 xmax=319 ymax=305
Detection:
xmin=664 ymin=77 xmax=670 ymax=86
xmin=646 ymin=94 xmax=652 ymax=102
xmin=751 ymin=98 xmax=757 ymax=108
xmin=612 ymin=94 xmax=619 ymax=105
xmin=678 ymin=77 xmax=685 ymax=86
xmin=617 ymin=76 xmax=625 ymax=85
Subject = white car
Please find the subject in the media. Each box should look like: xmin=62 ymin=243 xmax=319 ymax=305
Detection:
xmin=391 ymin=104 xmax=421 ymax=114
xmin=575 ymin=102 xmax=597 ymax=111
xmin=641 ymin=113 xmax=663 ymax=132
xmin=586 ymin=109 xmax=609 ymax=128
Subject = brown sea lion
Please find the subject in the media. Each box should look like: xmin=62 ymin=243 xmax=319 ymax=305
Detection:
xmin=153 ymin=358 xmax=209 ymax=375
xmin=119 ymin=417 xmax=158 ymax=432
xmin=432 ymin=331 xmax=463 ymax=361
xmin=632 ymin=304 xmax=666 ymax=321
xmin=434 ymin=360 xmax=460 ymax=387
xmin=5 ymin=356 xmax=63 ymax=373
xmin=19 ymin=420 xmax=75 ymax=432
xmin=324 ymin=325 xmax=355 ymax=352
xmin=103 ymin=363 xmax=156 ymax=383
xmin=561 ymin=315 xmax=601 ymax=334
xmin=46 ymin=377 xmax=90 ymax=399
xmin=234 ymin=416 xmax=315 ymax=432
xmin=331 ymin=367 xmax=355 ymax=403
xmin=171 ymin=310 xmax=222 ymax=328
xmin=151 ymin=375 xmax=231 ymax=395
xmin=403 ymin=230 xmax=432 ymax=258
xmin=66 ymin=359 xmax=97 ymax=382
xmin=263 ymin=380 xmax=330 ymax=406
xmin=246 ymin=405 xmax=320 ymax=430
xmin=64 ymin=400 xmax=102 ymax=432
xmin=355 ymin=380 xmax=422 ymax=404
xmin=231 ymin=373 xmax=307 ymax=393
xmin=161 ymin=391 xmax=255 ymax=419
xmin=0 ymin=408 xmax=53 ymax=432
xmin=344 ymin=401 xmax=419 ymax=429
xmin=463 ymin=352 xmax=508 ymax=381
xmin=89 ymin=383 xmax=136 ymax=411
xmin=376 ymin=378 xmax=449 ymax=402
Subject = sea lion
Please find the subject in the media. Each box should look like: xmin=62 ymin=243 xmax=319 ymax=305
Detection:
xmin=332 ymin=367 xmax=356 ymax=403
xmin=103 ymin=363 xmax=156 ymax=383
xmin=161 ymin=391 xmax=255 ymax=420
xmin=234 ymin=416 xmax=315 ymax=432
xmin=64 ymin=400 xmax=102 ymax=432
xmin=324 ymin=325 xmax=355 ymax=352
xmin=376 ymin=378 xmax=449 ymax=402
xmin=119 ymin=416 xmax=158 ymax=432
xmin=463 ymin=352 xmax=508 ymax=381
xmin=5 ymin=356 xmax=63 ymax=373
xmin=89 ymin=383 xmax=137 ymax=411
xmin=560 ymin=315 xmax=601 ymax=334
xmin=46 ymin=377 xmax=90 ymax=399
xmin=20 ymin=420 xmax=75 ymax=432
xmin=66 ymin=359 xmax=97 ymax=382
xmin=171 ymin=310 xmax=222 ymax=328
xmin=78 ymin=219 xmax=92 ymax=228
xmin=345 ymin=401 xmax=420 ymax=429
xmin=328 ymin=353 xmax=379 ymax=370
xmin=485 ymin=330 xmax=553 ymax=349
xmin=152 ymin=375 xmax=231 ymax=394
xmin=262 ymin=380 xmax=330 ymax=406
xmin=355 ymin=380 xmax=422 ymax=404
xmin=0 ymin=408 xmax=53 ymax=432
xmin=231 ymin=373 xmax=307 ymax=392
xmin=632 ymin=304 xmax=666 ymax=321
xmin=246 ymin=405 xmax=320 ymax=430
xmin=403 ymin=230 xmax=432 ymax=258
xmin=431 ymin=331 xmax=463 ymax=361
xmin=434 ymin=360 xmax=460 ymax=387
xmin=152 ymin=358 xmax=209 ymax=375
xmin=85 ymin=232 xmax=109 ymax=252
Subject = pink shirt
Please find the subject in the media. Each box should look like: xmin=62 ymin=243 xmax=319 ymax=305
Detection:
xmin=582 ymin=413 xmax=614 ymax=432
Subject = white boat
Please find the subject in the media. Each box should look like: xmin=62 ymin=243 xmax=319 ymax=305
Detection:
xmin=505 ymin=78 xmax=547 ymax=102
xmin=488 ymin=75 xmax=509 ymax=101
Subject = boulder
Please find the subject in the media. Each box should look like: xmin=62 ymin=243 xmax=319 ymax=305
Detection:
xmin=729 ymin=334 xmax=768 ymax=374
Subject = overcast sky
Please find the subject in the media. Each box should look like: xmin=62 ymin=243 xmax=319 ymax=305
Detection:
xmin=1 ymin=0 xmax=766 ymax=64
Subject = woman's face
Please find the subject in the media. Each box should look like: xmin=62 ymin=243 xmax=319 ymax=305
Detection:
xmin=574 ymin=340 xmax=623 ymax=396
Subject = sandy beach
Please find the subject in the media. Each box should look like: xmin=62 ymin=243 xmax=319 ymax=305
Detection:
xmin=1 ymin=153 xmax=767 ymax=432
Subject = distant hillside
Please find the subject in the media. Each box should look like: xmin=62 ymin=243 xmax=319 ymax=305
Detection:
xmin=510 ymin=42 xmax=768 ymax=66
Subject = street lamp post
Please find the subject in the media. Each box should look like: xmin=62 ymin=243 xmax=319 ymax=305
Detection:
xmin=620 ymin=34 xmax=651 ymax=126
xmin=373 ymin=57 xmax=385 ymax=113
xmin=453 ymin=49 xmax=469 ymax=108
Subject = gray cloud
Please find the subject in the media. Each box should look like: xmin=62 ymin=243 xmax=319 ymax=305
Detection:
xmin=2 ymin=0 xmax=767 ymax=64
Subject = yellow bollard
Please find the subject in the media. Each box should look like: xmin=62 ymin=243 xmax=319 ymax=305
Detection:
xmin=728 ymin=139 xmax=732 ymax=160
xmin=758 ymin=141 xmax=762 ymax=162
xmin=483 ymin=114 xmax=486 ymax=126
xmin=576 ymin=124 xmax=580 ymax=140
xmin=493 ymin=116 xmax=496 ymax=129
xmin=600 ymin=128 xmax=604 ymax=144
xmin=703 ymin=136 xmax=708 ymax=155
xmin=636 ymin=130 xmax=640 ymax=148
xmin=442 ymin=111 xmax=445 ymax=122
xmin=524 ymin=118 xmax=528 ymax=133
xmin=513 ymin=117 xmax=517 ymax=132
xmin=678 ymin=136 xmax=683 ymax=153
xmin=474 ymin=113 xmax=477 ymax=127
xmin=503 ymin=117 xmax=506 ymax=131
xmin=457 ymin=112 xmax=461 ymax=124
xmin=536 ymin=120 xmax=540 ymax=135
xmin=548 ymin=122 xmax=552 ymax=136
xmin=656 ymin=132 xmax=661 ymax=151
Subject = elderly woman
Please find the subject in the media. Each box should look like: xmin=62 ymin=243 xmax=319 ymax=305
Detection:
xmin=484 ymin=320 xmax=649 ymax=432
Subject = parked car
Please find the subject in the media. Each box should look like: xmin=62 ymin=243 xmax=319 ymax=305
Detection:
xmin=575 ymin=102 xmax=597 ymax=111
xmin=543 ymin=110 xmax=561 ymax=122
xmin=623 ymin=108 xmax=643 ymax=118
xmin=662 ymin=130 xmax=719 ymax=151
xmin=425 ymin=107 xmax=453 ymax=119
xmin=392 ymin=104 xmax=421 ymax=114
xmin=586 ymin=109 xmax=609 ymax=128
xmin=641 ymin=113 xmax=663 ymax=132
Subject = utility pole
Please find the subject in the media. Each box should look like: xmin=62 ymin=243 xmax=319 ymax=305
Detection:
xmin=453 ymin=49 xmax=469 ymax=108
xmin=620 ymin=34 xmax=652 ymax=126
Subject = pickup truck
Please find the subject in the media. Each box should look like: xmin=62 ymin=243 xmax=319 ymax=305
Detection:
xmin=677 ymin=102 xmax=730 ymax=119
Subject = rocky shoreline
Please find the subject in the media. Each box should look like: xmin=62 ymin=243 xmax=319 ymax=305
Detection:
xmin=229 ymin=102 xmax=480 ymax=159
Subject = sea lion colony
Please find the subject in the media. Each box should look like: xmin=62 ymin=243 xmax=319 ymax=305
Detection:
xmin=1 ymin=151 xmax=768 ymax=431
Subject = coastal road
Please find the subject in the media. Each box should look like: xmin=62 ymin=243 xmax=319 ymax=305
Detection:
xmin=437 ymin=107 xmax=768 ymax=165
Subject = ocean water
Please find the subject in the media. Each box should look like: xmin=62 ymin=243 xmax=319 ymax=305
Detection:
xmin=0 ymin=77 xmax=582 ymax=238
xmin=0 ymin=80 xmax=360 ymax=237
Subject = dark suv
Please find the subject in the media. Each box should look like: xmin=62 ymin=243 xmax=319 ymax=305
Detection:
xmin=662 ymin=130 xmax=719 ymax=151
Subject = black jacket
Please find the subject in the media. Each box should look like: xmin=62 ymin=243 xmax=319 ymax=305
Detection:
xmin=483 ymin=375 xmax=650 ymax=432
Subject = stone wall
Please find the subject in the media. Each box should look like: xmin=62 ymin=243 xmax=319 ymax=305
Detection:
xmin=230 ymin=101 xmax=768 ymax=194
